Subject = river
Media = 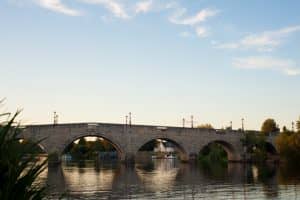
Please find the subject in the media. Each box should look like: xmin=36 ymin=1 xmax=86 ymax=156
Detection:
xmin=40 ymin=159 xmax=300 ymax=199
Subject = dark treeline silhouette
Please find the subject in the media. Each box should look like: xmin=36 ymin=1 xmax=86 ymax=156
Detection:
xmin=64 ymin=137 xmax=117 ymax=160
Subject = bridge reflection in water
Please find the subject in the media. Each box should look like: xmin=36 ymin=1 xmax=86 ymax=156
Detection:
xmin=42 ymin=158 xmax=300 ymax=200
xmin=136 ymin=159 xmax=179 ymax=191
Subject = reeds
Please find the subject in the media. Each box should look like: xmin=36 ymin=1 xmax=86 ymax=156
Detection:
xmin=0 ymin=111 xmax=47 ymax=200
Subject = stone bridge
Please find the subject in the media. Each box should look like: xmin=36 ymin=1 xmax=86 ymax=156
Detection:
xmin=20 ymin=123 xmax=278 ymax=163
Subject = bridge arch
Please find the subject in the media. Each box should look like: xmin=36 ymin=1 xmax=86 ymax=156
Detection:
xmin=264 ymin=142 xmax=279 ymax=162
xmin=135 ymin=137 xmax=189 ymax=161
xmin=199 ymin=140 xmax=239 ymax=161
xmin=60 ymin=133 xmax=125 ymax=161
xmin=265 ymin=142 xmax=278 ymax=155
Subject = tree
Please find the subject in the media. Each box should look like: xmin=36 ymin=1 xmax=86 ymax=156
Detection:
xmin=92 ymin=139 xmax=105 ymax=152
xmin=282 ymin=126 xmax=294 ymax=136
xmin=240 ymin=132 xmax=267 ymax=162
xmin=275 ymin=119 xmax=300 ymax=165
xmin=198 ymin=143 xmax=228 ymax=166
xmin=261 ymin=118 xmax=279 ymax=135
xmin=197 ymin=124 xmax=214 ymax=129
xmin=296 ymin=118 xmax=300 ymax=133
xmin=276 ymin=129 xmax=300 ymax=165
xmin=78 ymin=137 xmax=87 ymax=146
xmin=282 ymin=126 xmax=287 ymax=133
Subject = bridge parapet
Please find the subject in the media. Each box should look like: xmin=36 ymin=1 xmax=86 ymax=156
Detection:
xmin=20 ymin=122 xmax=278 ymax=164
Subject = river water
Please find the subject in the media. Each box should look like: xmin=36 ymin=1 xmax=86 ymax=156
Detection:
xmin=41 ymin=159 xmax=300 ymax=199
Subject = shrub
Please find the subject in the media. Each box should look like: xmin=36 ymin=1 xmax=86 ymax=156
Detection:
xmin=198 ymin=143 xmax=228 ymax=166
xmin=276 ymin=130 xmax=300 ymax=165
xmin=0 ymin=112 xmax=47 ymax=200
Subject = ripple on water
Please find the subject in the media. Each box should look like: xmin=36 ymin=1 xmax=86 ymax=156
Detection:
xmin=40 ymin=160 xmax=300 ymax=199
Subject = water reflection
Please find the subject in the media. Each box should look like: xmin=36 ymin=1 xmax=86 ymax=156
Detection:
xmin=43 ymin=159 xmax=300 ymax=199
xmin=63 ymin=161 xmax=119 ymax=198
xmin=136 ymin=159 xmax=179 ymax=191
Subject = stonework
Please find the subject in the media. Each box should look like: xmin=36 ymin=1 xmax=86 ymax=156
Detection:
xmin=20 ymin=123 xmax=278 ymax=163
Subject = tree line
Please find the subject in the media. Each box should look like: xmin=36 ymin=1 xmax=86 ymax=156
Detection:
xmin=199 ymin=117 xmax=300 ymax=165
xmin=65 ymin=137 xmax=116 ymax=160
xmin=243 ymin=117 xmax=300 ymax=164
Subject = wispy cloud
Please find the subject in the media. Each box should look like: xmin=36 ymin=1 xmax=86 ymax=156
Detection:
xmin=32 ymin=0 xmax=176 ymax=19
xmin=135 ymin=0 xmax=153 ymax=14
xmin=195 ymin=26 xmax=208 ymax=38
xmin=169 ymin=8 xmax=219 ymax=26
xmin=35 ymin=0 xmax=81 ymax=16
xmin=169 ymin=7 xmax=218 ymax=39
xmin=216 ymin=25 xmax=300 ymax=52
xmin=32 ymin=0 xmax=218 ymax=38
xmin=233 ymin=56 xmax=300 ymax=76
xmin=80 ymin=0 xmax=129 ymax=19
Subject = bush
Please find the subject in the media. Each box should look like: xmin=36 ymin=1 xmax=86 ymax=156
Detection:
xmin=240 ymin=132 xmax=267 ymax=163
xmin=276 ymin=130 xmax=300 ymax=165
xmin=198 ymin=143 xmax=228 ymax=166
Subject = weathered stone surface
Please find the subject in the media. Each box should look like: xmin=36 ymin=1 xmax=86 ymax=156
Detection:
xmin=20 ymin=123 xmax=278 ymax=162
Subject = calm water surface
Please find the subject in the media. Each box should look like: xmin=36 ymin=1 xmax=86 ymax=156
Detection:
xmin=41 ymin=160 xmax=300 ymax=199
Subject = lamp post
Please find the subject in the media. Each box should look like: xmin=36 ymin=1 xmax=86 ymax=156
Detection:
xmin=241 ymin=118 xmax=244 ymax=132
xmin=53 ymin=112 xmax=58 ymax=125
xmin=129 ymin=112 xmax=132 ymax=126
xmin=182 ymin=118 xmax=185 ymax=128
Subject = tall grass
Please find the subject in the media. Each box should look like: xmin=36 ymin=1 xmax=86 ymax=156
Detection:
xmin=0 ymin=111 xmax=47 ymax=200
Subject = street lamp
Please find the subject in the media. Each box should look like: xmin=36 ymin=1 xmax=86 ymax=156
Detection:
xmin=53 ymin=112 xmax=58 ymax=125
xmin=129 ymin=112 xmax=132 ymax=126
xmin=241 ymin=118 xmax=244 ymax=131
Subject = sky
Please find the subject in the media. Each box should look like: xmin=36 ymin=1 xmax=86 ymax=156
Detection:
xmin=1 ymin=0 xmax=300 ymax=130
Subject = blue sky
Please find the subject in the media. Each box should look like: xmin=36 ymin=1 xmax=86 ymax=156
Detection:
xmin=1 ymin=0 xmax=300 ymax=130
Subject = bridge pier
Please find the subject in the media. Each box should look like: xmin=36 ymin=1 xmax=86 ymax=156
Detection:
xmin=48 ymin=152 xmax=62 ymax=167
xmin=124 ymin=153 xmax=136 ymax=165
xmin=188 ymin=153 xmax=198 ymax=162
xmin=22 ymin=123 xmax=278 ymax=166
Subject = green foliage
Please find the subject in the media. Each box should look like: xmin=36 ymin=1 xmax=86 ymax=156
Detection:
xmin=67 ymin=138 xmax=116 ymax=160
xmin=261 ymin=118 xmax=279 ymax=135
xmin=198 ymin=143 xmax=227 ymax=166
xmin=240 ymin=132 xmax=267 ymax=162
xmin=241 ymin=132 xmax=266 ymax=150
xmin=251 ymin=148 xmax=267 ymax=163
xmin=0 ymin=112 xmax=47 ymax=200
xmin=276 ymin=129 xmax=300 ymax=165
xmin=93 ymin=139 xmax=105 ymax=152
